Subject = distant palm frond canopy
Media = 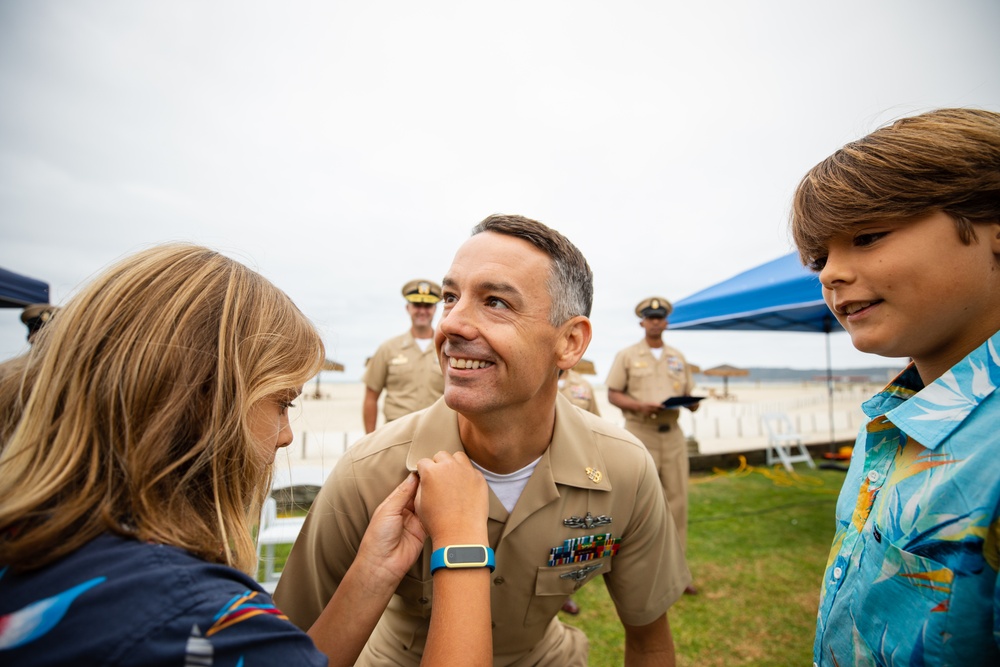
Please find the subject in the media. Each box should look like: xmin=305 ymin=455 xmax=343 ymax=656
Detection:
xmin=322 ymin=359 xmax=345 ymax=372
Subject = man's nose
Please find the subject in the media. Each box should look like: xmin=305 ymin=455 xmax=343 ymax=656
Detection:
xmin=438 ymin=299 xmax=477 ymax=340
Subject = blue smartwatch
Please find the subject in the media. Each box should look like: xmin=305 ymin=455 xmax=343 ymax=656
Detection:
xmin=430 ymin=545 xmax=495 ymax=574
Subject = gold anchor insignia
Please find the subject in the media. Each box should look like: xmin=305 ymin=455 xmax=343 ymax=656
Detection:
xmin=651 ymin=299 xmax=660 ymax=309
xmin=418 ymin=282 xmax=430 ymax=294
xmin=585 ymin=467 xmax=602 ymax=483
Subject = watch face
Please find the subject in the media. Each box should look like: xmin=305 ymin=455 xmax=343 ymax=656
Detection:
xmin=446 ymin=545 xmax=487 ymax=565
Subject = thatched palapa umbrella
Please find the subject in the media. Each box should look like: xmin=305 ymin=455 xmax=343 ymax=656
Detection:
xmin=312 ymin=359 xmax=345 ymax=399
xmin=701 ymin=364 xmax=749 ymax=398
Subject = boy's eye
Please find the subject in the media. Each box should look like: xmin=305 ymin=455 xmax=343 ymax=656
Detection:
xmin=807 ymin=256 xmax=827 ymax=272
xmin=853 ymin=231 xmax=887 ymax=247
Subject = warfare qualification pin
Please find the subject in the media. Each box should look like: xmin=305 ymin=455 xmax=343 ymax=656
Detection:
xmin=585 ymin=467 xmax=602 ymax=483
xmin=559 ymin=562 xmax=604 ymax=582
xmin=563 ymin=512 xmax=613 ymax=529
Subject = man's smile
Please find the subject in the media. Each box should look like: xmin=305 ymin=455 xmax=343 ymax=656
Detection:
xmin=448 ymin=356 xmax=495 ymax=370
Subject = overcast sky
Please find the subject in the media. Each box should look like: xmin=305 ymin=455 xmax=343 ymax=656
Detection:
xmin=2 ymin=1 xmax=999 ymax=381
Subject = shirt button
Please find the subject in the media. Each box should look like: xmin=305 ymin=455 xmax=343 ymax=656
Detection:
xmin=493 ymin=576 xmax=505 ymax=586
xmin=833 ymin=566 xmax=843 ymax=580
xmin=867 ymin=470 xmax=880 ymax=483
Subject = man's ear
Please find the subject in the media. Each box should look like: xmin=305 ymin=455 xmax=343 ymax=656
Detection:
xmin=555 ymin=316 xmax=592 ymax=372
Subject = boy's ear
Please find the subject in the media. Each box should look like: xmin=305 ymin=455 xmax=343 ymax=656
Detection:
xmin=555 ymin=316 xmax=592 ymax=372
xmin=990 ymin=221 xmax=1000 ymax=255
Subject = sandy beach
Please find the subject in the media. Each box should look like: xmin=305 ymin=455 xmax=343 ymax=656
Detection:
xmin=276 ymin=380 xmax=874 ymax=479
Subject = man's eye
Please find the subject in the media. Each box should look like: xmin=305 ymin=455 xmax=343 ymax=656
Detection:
xmin=486 ymin=297 xmax=509 ymax=309
xmin=442 ymin=293 xmax=457 ymax=305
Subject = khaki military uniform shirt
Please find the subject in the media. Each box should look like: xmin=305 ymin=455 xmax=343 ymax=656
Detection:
xmin=606 ymin=339 xmax=696 ymax=549
xmin=558 ymin=369 xmax=601 ymax=416
xmin=363 ymin=331 xmax=444 ymax=422
xmin=605 ymin=340 xmax=694 ymax=423
xmin=274 ymin=394 xmax=690 ymax=667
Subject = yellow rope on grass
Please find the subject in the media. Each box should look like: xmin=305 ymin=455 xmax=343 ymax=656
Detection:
xmin=692 ymin=455 xmax=827 ymax=490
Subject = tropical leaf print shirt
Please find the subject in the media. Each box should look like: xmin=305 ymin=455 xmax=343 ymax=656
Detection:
xmin=814 ymin=331 xmax=1000 ymax=666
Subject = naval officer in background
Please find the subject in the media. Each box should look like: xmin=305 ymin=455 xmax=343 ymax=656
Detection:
xmin=607 ymin=297 xmax=699 ymax=595
xmin=363 ymin=279 xmax=445 ymax=433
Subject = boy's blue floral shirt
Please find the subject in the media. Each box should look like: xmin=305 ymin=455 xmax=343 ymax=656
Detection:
xmin=814 ymin=330 xmax=1000 ymax=666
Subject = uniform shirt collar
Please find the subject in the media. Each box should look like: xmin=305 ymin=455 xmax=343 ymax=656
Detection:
xmin=405 ymin=398 xmax=463 ymax=470
xmin=404 ymin=393 xmax=612 ymax=492
xmin=864 ymin=330 xmax=1000 ymax=449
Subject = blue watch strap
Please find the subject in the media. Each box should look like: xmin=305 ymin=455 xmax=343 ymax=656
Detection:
xmin=430 ymin=545 xmax=496 ymax=574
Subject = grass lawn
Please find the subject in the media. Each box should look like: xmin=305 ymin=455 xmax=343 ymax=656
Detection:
xmin=560 ymin=460 xmax=845 ymax=666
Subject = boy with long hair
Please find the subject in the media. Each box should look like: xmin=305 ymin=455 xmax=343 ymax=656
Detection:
xmin=792 ymin=108 xmax=1000 ymax=665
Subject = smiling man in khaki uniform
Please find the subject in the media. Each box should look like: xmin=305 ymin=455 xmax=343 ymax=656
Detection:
xmin=275 ymin=216 xmax=690 ymax=666
xmin=362 ymin=279 xmax=445 ymax=433
xmin=606 ymin=297 xmax=699 ymax=595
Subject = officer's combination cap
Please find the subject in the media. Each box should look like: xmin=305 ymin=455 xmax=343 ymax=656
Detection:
xmin=402 ymin=279 xmax=442 ymax=304
xmin=635 ymin=296 xmax=672 ymax=318
xmin=20 ymin=303 xmax=59 ymax=336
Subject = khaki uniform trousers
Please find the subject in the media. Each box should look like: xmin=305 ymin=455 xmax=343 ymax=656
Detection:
xmin=624 ymin=417 xmax=689 ymax=551
xmin=356 ymin=609 xmax=589 ymax=667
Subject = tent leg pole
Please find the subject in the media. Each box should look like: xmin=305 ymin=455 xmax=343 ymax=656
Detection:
xmin=826 ymin=332 xmax=835 ymax=452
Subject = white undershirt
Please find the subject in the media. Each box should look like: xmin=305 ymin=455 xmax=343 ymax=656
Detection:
xmin=414 ymin=337 xmax=432 ymax=352
xmin=471 ymin=456 xmax=542 ymax=513
xmin=649 ymin=346 xmax=663 ymax=360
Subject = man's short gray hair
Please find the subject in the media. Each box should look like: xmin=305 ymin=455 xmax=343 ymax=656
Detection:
xmin=471 ymin=214 xmax=593 ymax=325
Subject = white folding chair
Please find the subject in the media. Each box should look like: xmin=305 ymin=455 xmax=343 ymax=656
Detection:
xmin=256 ymin=496 xmax=306 ymax=590
xmin=761 ymin=413 xmax=817 ymax=473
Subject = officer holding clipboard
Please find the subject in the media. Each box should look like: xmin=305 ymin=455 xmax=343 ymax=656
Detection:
xmin=606 ymin=296 xmax=700 ymax=595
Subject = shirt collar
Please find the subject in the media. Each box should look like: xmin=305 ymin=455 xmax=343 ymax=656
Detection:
xmin=549 ymin=393 xmax=612 ymax=491
xmin=864 ymin=330 xmax=1000 ymax=449
xmin=404 ymin=394 xmax=612 ymax=492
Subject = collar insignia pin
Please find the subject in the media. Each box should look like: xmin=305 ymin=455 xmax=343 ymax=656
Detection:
xmin=585 ymin=467 xmax=602 ymax=483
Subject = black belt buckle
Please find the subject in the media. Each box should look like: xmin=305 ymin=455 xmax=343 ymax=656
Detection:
xmin=657 ymin=424 xmax=671 ymax=433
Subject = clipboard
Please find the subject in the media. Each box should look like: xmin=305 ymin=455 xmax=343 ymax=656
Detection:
xmin=660 ymin=395 xmax=706 ymax=409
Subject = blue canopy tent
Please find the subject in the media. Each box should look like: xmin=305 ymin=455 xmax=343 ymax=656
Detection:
xmin=668 ymin=252 xmax=842 ymax=448
xmin=668 ymin=252 xmax=840 ymax=334
xmin=0 ymin=266 xmax=49 ymax=308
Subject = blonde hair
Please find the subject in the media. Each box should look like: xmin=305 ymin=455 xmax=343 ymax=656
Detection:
xmin=0 ymin=244 xmax=324 ymax=574
xmin=791 ymin=108 xmax=1000 ymax=267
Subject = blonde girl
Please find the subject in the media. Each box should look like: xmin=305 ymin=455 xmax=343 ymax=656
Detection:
xmin=0 ymin=244 xmax=489 ymax=667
